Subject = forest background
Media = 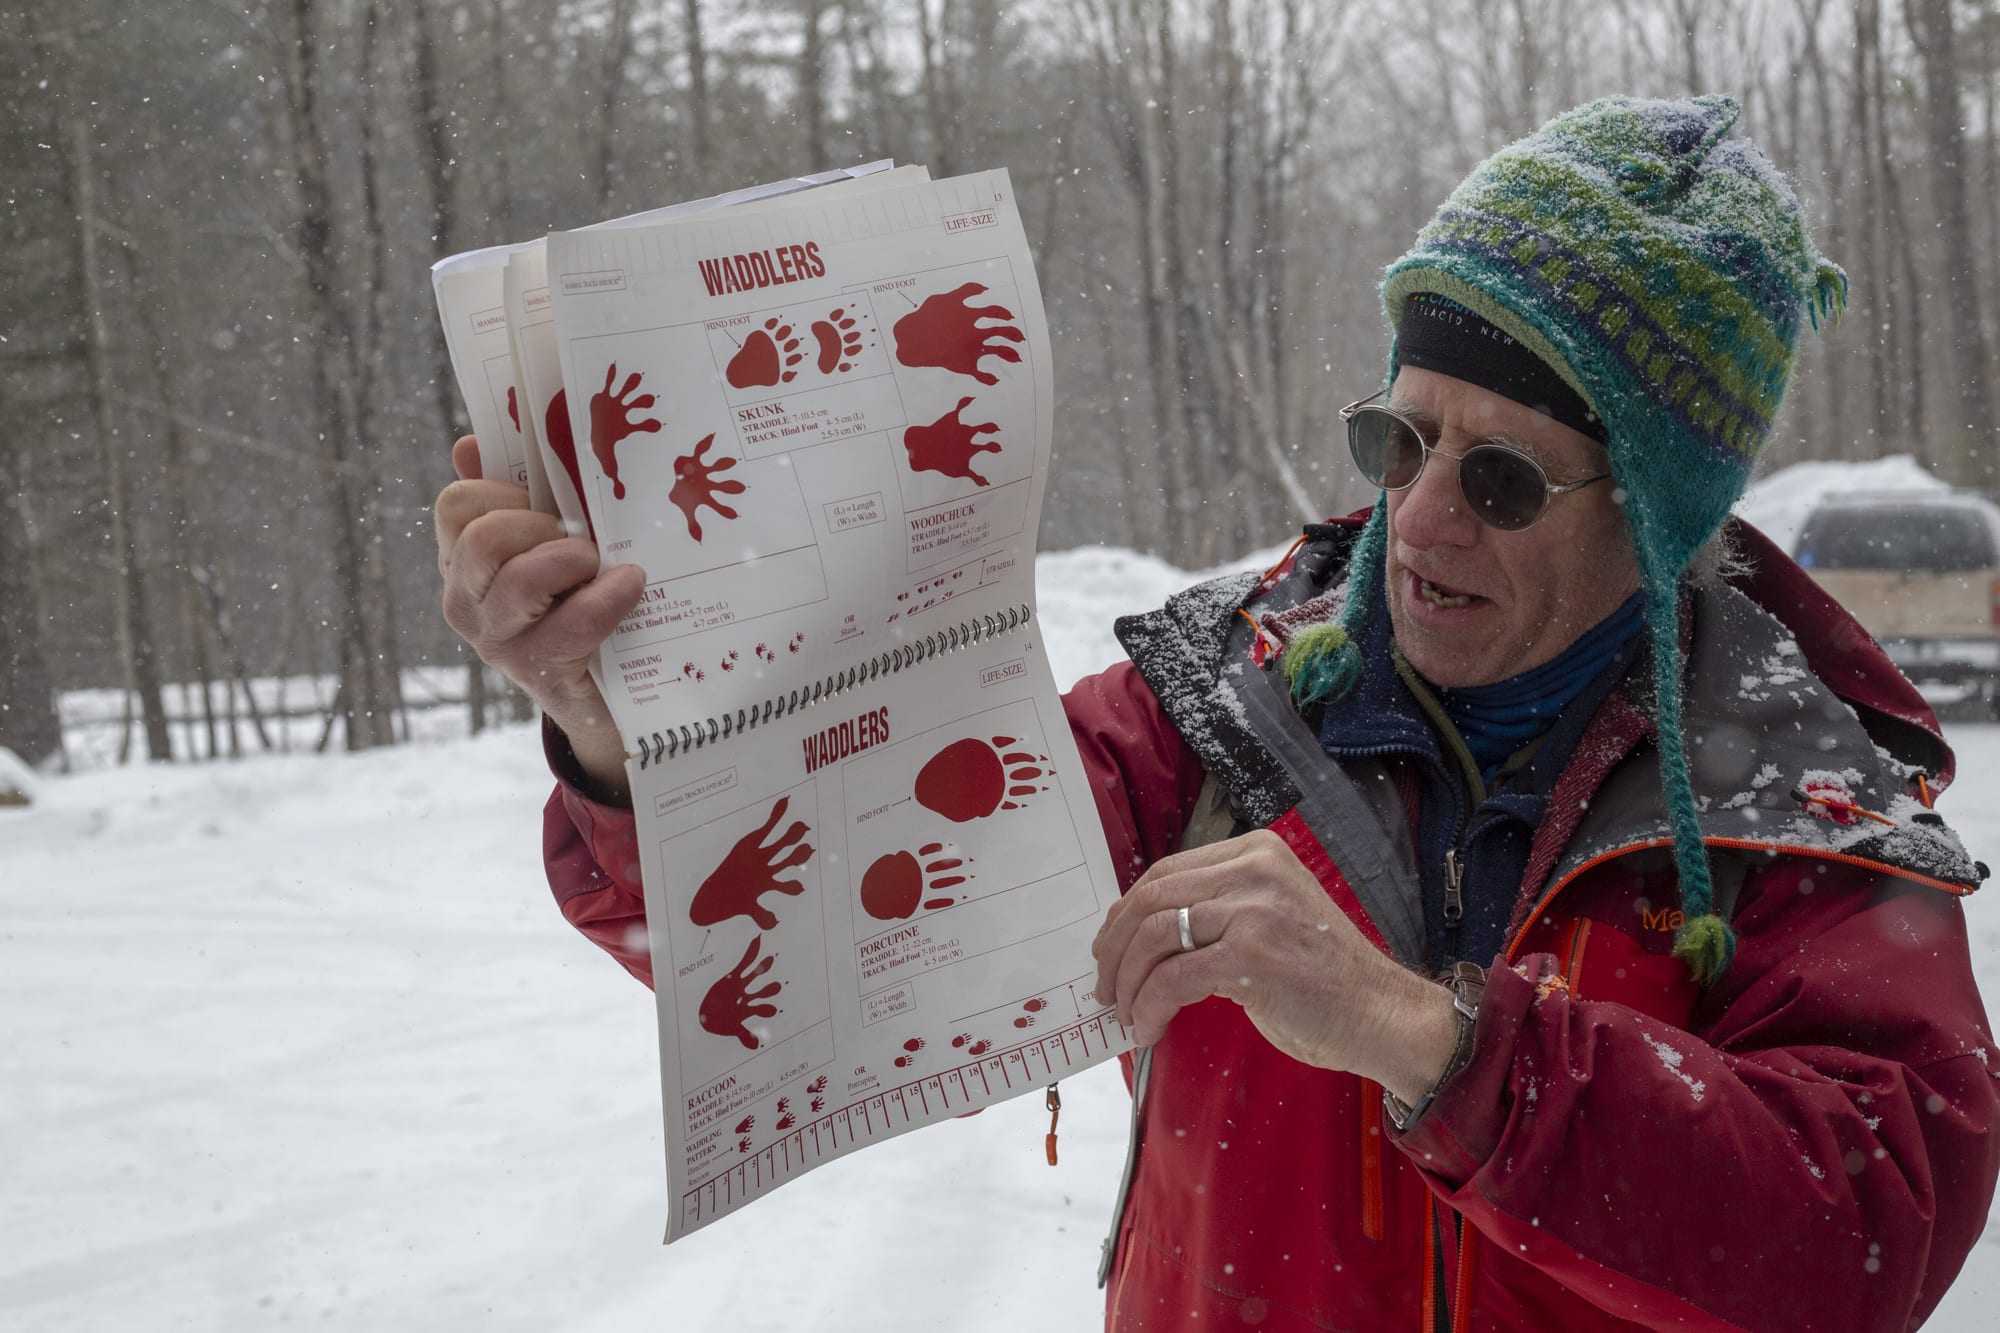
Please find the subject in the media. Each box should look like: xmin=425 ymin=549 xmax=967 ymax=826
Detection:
xmin=2 ymin=0 xmax=1996 ymax=763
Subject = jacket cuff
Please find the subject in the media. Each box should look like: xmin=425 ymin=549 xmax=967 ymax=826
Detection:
xmin=1390 ymin=953 xmax=1557 ymax=1186
xmin=543 ymin=715 xmax=642 ymax=890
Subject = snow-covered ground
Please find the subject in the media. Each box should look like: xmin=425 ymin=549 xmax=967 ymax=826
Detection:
xmin=7 ymin=500 xmax=1998 ymax=1331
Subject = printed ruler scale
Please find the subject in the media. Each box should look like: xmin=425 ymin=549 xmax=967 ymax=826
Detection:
xmin=681 ymin=1011 xmax=1128 ymax=1231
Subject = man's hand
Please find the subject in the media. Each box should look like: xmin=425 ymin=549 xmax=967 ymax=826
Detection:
xmin=434 ymin=435 xmax=645 ymax=799
xmin=1091 ymin=831 xmax=1459 ymax=1105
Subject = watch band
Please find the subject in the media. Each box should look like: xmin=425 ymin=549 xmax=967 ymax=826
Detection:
xmin=1384 ymin=961 xmax=1487 ymax=1132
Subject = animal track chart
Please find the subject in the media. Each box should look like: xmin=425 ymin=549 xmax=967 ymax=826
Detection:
xmin=497 ymin=170 xmax=1129 ymax=1241
xmin=641 ymin=630 xmax=1128 ymax=1241
xmin=545 ymin=170 xmax=1054 ymax=724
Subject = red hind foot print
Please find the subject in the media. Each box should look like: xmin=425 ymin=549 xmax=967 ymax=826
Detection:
xmin=542 ymin=389 xmax=595 ymax=536
xmin=719 ymin=649 xmax=740 ymax=672
xmin=892 ymin=282 xmax=1025 ymax=385
xmin=668 ymin=434 xmax=746 ymax=542
xmin=914 ymin=736 xmax=1051 ymax=823
xmin=809 ymin=1095 xmax=825 ymax=1112
xmin=587 ymin=363 xmax=662 ymax=500
xmin=904 ymin=397 xmax=1001 ymax=486
xmin=893 ymin=1036 xmax=926 ymax=1068
xmin=807 ymin=1075 xmax=828 ymax=1095
xmin=699 ymin=935 xmax=781 ymax=1050
xmin=1013 ymin=997 xmax=1049 ymax=1029
xmin=776 ymin=1097 xmax=791 ymax=1115
xmin=859 ymin=842 xmax=972 ymax=921
xmin=951 ymin=1033 xmax=993 ymax=1056
xmin=789 ymin=633 xmax=806 ymax=653
xmin=688 ymin=797 xmax=814 ymax=929
xmin=810 ymin=307 xmax=868 ymax=374
xmin=506 ymin=384 xmax=520 ymax=432
xmin=775 ymin=1111 xmax=796 ymax=1131
xmin=727 ymin=318 xmax=803 ymax=388
xmin=734 ymin=1114 xmax=755 ymax=1135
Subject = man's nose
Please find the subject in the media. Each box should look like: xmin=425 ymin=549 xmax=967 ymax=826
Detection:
xmin=1390 ymin=450 xmax=1481 ymax=548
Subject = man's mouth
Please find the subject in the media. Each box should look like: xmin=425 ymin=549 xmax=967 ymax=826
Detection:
xmin=1416 ymin=575 xmax=1478 ymax=609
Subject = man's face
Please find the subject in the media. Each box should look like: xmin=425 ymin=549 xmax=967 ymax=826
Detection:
xmin=1381 ymin=366 xmax=1641 ymax=689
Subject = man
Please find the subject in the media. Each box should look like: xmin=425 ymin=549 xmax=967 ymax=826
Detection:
xmin=436 ymin=96 xmax=1999 ymax=1330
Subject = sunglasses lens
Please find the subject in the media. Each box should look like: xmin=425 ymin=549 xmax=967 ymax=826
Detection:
xmin=1348 ymin=408 xmax=1425 ymax=490
xmin=1458 ymin=447 xmax=1548 ymax=531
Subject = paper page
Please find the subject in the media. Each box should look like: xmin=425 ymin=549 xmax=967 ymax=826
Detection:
xmin=547 ymin=169 xmax=1054 ymax=747
xmin=503 ymin=165 xmax=925 ymax=537
xmin=631 ymin=628 xmax=1131 ymax=1241
xmin=434 ymin=162 xmax=900 ymax=501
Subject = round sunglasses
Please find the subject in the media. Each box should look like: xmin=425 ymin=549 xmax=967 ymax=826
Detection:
xmin=1340 ymin=389 xmax=1611 ymax=532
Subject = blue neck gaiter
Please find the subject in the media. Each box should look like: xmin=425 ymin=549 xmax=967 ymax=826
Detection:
xmin=1437 ymin=591 xmax=1646 ymax=781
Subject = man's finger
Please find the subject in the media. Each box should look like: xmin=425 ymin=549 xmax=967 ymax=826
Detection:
xmin=446 ymin=508 xmax=569 ymax=607
xmin=452 ymin=435 xmax=483 ymax=481
xmin=1110 ymin=895 xmax=1241 ymax=1031
xmin=476 ymin=537 xmax=607 ymax=642
xmin=436 ymin=477 xmax=534 ymax=572
xmin=517 ymin=563 xmax=648 ymax=670
xmin=1094 ymin=855 xmax=1250 ymax=1005
xmin=1123 ymin=945 xmax=1241 ymax=1048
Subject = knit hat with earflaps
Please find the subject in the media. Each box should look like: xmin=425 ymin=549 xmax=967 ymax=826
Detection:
xmin=1288 ymin=94 xmax=1847 ymax=987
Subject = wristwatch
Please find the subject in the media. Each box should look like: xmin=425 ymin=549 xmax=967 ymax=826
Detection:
xmin=1383 ymin=961 xmax=1487 ymax=1132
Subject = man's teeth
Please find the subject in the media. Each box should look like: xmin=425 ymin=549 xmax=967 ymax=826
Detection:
xmin=1419 ymin=579 xmax=1473 ymax=608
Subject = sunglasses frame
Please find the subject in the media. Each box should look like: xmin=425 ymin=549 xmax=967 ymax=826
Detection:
xmin=1338 ymin=388 xmax=1612 ymax=532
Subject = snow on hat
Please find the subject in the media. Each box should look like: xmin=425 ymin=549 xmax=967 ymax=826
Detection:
xmin=1302 ymin=94 xmax=1846 ymax=986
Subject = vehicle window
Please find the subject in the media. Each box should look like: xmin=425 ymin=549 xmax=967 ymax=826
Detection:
xmin=1795 ymin=505 xmax=1997 ymax=572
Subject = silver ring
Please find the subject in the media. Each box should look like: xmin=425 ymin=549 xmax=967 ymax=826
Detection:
xmin=1176 ymin=904 xmax=1196 ymax=953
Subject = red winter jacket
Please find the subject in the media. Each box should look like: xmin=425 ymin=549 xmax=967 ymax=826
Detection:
xmin=541 ymin=520 xmax=1999 ymax=1332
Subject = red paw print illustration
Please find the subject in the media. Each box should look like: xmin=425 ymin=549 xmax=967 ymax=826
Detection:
xmin=738 ymin=1137 xmax=754 ymax=1153
xmin=719 ymin=649 xmax=741 ymax=673
xmin=859 ymin=842 xmax=972 ymax=922
xmin=688 ymin=797 xmax=814 ymax=929
xmin=904 ymin=397 xmax=1000 ymax=487
xmin=915 ymin=736 xmax=1051 ymax=823
xmin=587 ymin=363 xmax=662 ymax=500
xmin=755 ymin=643 xmax=775 ymax=662
xmin=807 ymin=1075 xmax=828 ymax=1095
xmin=809 ymin=1096 xmax=825 ymax=1112
xmin=776 ymin=1097 xmax=791 ymax=1115
xmin=893 ymin=282 xmax=1024 ymax=385
xmin=727 ymin=318 xmax=803 ymax=388
xmin=1013 ymin=998 xmax=1049 ymax=1029
xmin=698 ymin=935 xmax=781 ymax=1051
xmin=893 ymin=1037 xmax=925 ymax=1068
xmin=788 ymin=633 xmax=806 ymax=654
xmin=951 ymin=1033 xmax=992 ymax=1057
xmin=682 ymin=661 xmax=704 ymax=682
xmin=541 ymin=390 xmax=595 ymax=537
xmin=734 ymin=1114 xmax=755 ymax=1135
xmin=776 ymin=1110 xmax=796 ymax=1131
xmin=810 ymin=307 xmax=869 ymax=375
xmin=505 ymin=384 xmax=521 ymax=433
xmin=668 ymin=434 xmax=746 ymax=542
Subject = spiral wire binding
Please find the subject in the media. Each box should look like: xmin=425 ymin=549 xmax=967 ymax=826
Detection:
xmin=635 ymin=604 xmax=1032 ymax=767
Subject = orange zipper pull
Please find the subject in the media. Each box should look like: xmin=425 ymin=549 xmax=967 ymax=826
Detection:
xmin=1044 ymin=1084 xmax=1062 ymax=1166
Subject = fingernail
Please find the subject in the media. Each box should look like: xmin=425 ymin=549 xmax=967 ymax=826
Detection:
xmin=561 ymin=518 xmax=589 ymax=539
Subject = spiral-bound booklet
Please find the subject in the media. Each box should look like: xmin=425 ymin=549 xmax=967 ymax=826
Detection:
xmin=537 ymin=168 xmax=1132 ymax=1241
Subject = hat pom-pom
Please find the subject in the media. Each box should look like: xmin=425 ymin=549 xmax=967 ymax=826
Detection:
xmin=1281 ymin=623 xmax=1359 ymax=707
xmin=1672 ymin=912 xmax=1738 ymax=988
xmin=1810 ymin=260 xmax=1849 ymax=331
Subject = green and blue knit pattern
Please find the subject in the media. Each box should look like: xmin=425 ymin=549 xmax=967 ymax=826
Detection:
xmin=1315 ymin=95 xmax=1844 ymax=986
